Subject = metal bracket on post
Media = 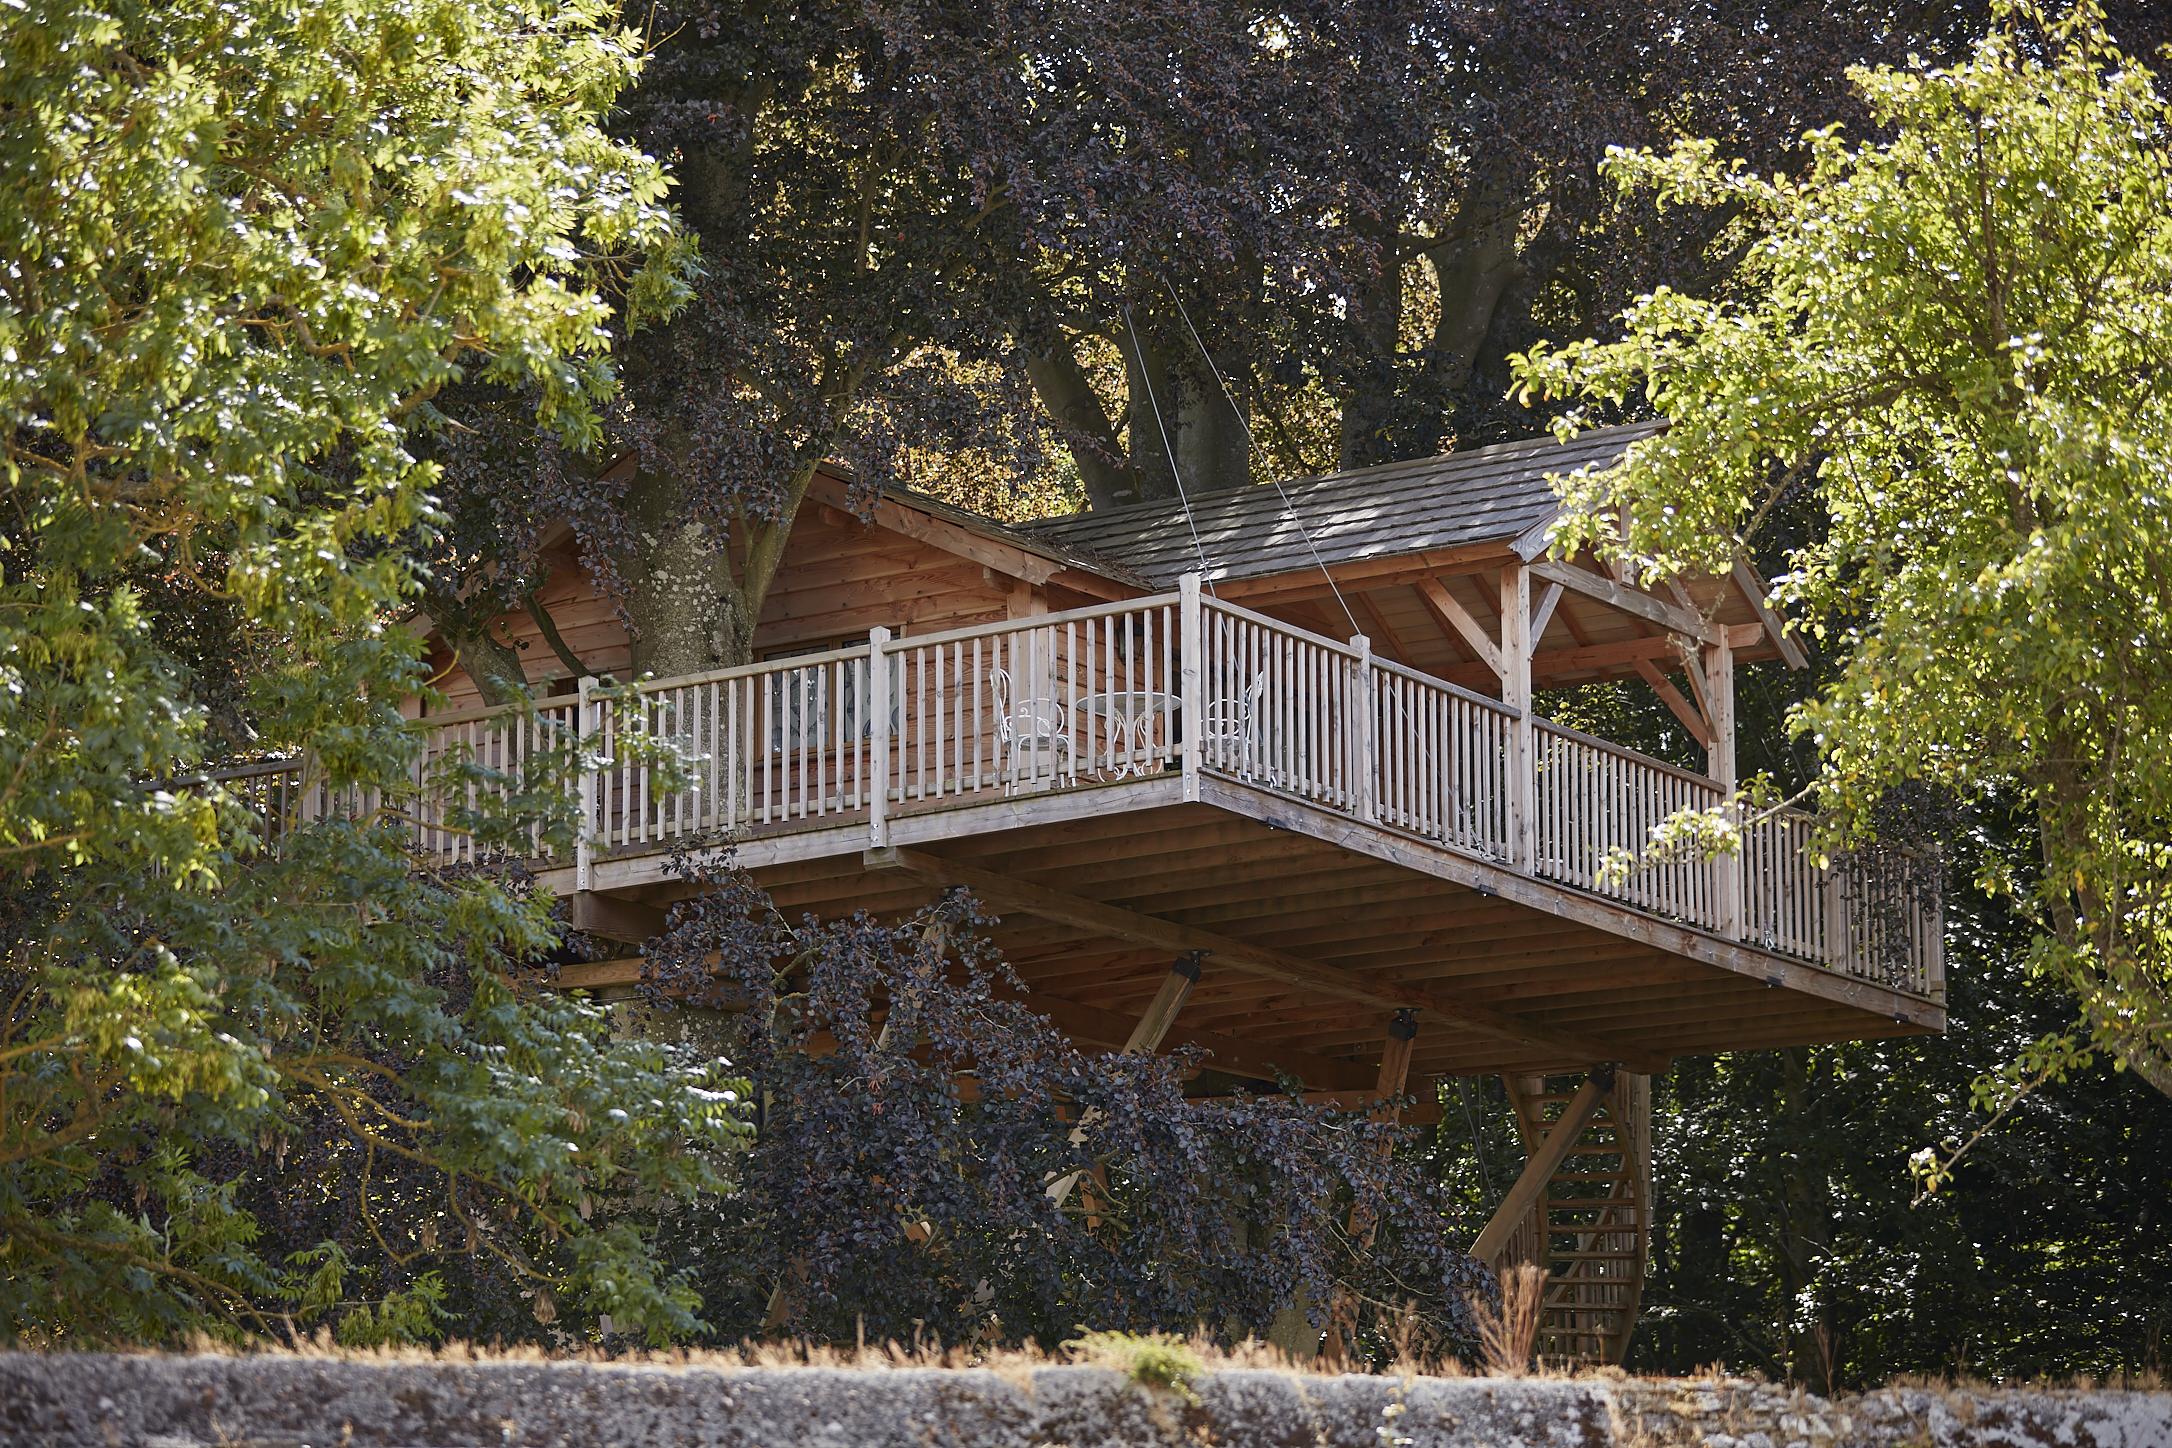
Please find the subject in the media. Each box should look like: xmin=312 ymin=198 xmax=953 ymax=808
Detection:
xmin=1349 ymin=633 xmax=1376 ymax=822
xmin=868 ymin=627 xmax=892 ymax=847
xmin=575 ymin=674 xmax=597 ymax=892
xmin=1178 ymin=572 xmax=1204 ymax=801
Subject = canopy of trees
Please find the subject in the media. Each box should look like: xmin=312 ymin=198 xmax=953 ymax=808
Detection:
xmin=0 ymin=0 xmax=743 ymax=1343
xmin=6 ymin=0 xmax=2170 ymax=1373
xmin=1513 ymin=0 xmax=2172 ymax=1103
xmin=428 ymin=0 xmax=2144 ymax=692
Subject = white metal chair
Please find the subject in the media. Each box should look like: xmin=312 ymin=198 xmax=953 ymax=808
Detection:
xmin=989 ymin=666 xmax=1073 ymax=790
xmin=1201 ymin=670 xmax=1266 ymax=773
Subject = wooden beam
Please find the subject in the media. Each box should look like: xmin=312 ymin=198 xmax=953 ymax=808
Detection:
xmin=1630 ymin=657 xmax=1715 ymax=749
xmin=1526 ymin=634 xmax=1679 ymax=683
xmin=1353 ymin=590 xmax=1420 ymax=666
xmin=1414 ymin=577 xmax=1504 ymax=677
xmin=1027 ymin=991 xmax=1375 ymax=1091
xmin=570 ymin=891 xmax=668 ymax=944
xmin=1373 ymin=1010 xmax=1418 ymax=1121
xmin=1472 ymin=1072 xmax=1609 ymax=1265
xmin=552 ymin=956 xmax=643 ymax=989
xmin=865 ymin=846 xmax=1662 ymax=1071
xmin=1123 ymin=952 xmax=1203 ymax=1052
xmin=806 ymin=472 xmax=1067 ymax=586
xmin=1529 ymin=561 xmax=1722 ymax=645
xmin=1050 ymin=953 xmax=1203 ymax=1208
xmin=1215 ymin=544 xmax=1515 ymax=604
xmin=1528 ymin=582 xmax=1565 ymax=653
xmin=1732 ymin=558 xmax=1809 ymax=670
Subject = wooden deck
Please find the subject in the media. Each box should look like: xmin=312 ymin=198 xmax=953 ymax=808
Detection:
xmin=254 ymin=584 xmax=1941 ymax=1079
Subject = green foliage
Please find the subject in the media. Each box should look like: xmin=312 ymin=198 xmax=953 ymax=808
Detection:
xmin=1636 ymin=817 xmax=2172 ymax=1385
xmin=0 ymin=0 xmax=740 ymax=1346
xmin=1513 ymin=2 xmax=2172 ymax=1099
xmin=1434 ymin=667 xmax=2172 ymax=1383
xmin=1065 ymin=1331 xmax=1207 ymax=1402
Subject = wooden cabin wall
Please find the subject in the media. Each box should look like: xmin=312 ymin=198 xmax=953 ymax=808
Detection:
xmin=423 ymin=503 xmax=1073 ymax=714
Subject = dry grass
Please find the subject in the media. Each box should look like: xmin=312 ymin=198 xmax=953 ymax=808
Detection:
xmin=60 ymin=1331 xmax=2159 ymax=1395
xmin=1464 ymin=1263 xmax=1547 ymax=1377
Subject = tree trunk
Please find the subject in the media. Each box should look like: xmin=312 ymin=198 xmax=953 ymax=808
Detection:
xmin=1772 ymin=1048 xmax=1842 ymax=1391
xmin=1337 ymin=192 xmax=1525 ymax=467
xmin=1338 ymin=230 xmax=1408 ymax=469
xmin=1123 ymin=306 xmax=1251 ymax=503
xmin=1022 ymin=331 xmax=1147 ymax=511
xmin=420 ymin=581 xmax=533 ymax=708
xmin=617 ymin=467 xmax=760 ymax=677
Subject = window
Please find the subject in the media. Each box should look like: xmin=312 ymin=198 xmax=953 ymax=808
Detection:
xmin=760 ymin=638 xmax=900 ymax=751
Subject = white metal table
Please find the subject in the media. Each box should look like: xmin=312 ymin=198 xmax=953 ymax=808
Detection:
xmin=1076 ymin=690 xmax=1179 ymax=779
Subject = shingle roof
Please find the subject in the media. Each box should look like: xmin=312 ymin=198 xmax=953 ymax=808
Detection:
xmin=1023 ymin=421 xmax=1663 ymax=585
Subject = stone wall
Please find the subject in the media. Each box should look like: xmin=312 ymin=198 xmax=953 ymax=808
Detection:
xmin=2 ymin=1352 xmax=2166 ymax=1448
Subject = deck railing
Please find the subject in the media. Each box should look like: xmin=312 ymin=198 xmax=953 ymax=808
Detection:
xmin=1532 ymin=721 xmax=1727 ymax=932
xmin=212 ymin=581 xmax=1940 ymax=997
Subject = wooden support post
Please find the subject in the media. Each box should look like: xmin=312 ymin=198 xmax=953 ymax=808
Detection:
xmin=1122 ymin=950 xmax=1204 ymax=1053
xmin=1704 ymin=634 xmax=1741 ymax=937
xmin=1178 ymin=573 xmax=1204 ymax=801
xmin=1349 ymin=633 xmax=1377 ymax=822
xmin=575 ymin=675 xmax=597 ymax=892
xmin=868 ymin=627 xmax=892 ymax=847
xmin=1472 ymin=1070 xmax=1610 ymax=1267
xmin=1050 ymin=953 xmax=1204 ymax=1208
xmin=1372 ymin=1008 xmax=1418 ymax=1120
xmin=1500 ymin=566 xmax=1535 ymax=872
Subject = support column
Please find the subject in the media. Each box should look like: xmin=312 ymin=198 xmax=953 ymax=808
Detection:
xmin=867 ymin=628 xmax=891 ymax=847
xmin=1178 ymin=573 xmax=1204 ymax=801
xmin=1349 ymin=633 xmax=1376 ymax=822
xmin=1372 ymin=1009 xmax=1418 ymax=1120
xmin=1500 ymin=566 xmax=1534 ymax=871
xmin=575 ymin=674 xmax=597 ymax=892
xmin=1121 ymin=950 xmax=1205 ymax=1053
xmin=1703 ymin=634 xmax=1741 ymax=936
xmin=1049 ymin=953 xmax=1203 ymax=1208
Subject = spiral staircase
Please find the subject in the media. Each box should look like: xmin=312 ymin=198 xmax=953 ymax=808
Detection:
xmin=1493 ymin=1070 xmax=1653 ymax=1367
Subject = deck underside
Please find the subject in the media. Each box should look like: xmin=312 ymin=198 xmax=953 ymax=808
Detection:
xmin=555 ymin=773 xmax=1941 ymax=1088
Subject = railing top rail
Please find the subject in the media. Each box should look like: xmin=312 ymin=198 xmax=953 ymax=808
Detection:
xmin=879 ymin=592 xmax=1183 ymax=654
xmin=1533 ymin=716 xmax=1723 ymax=794
xmin=417 ymin=694 xmax=582 ymax=729
xmin=608 ymin=594 xmax=1191 ymax=699
xmin=198 ymin=756 xmax=306 ymax=784
xmin=620 ymin=644 xmax=873 ymax=695
xmin=1199 ymin=594 xmax=1363 ymax=660
xmin=1372 ymin=654 xmax=1517 ymax=716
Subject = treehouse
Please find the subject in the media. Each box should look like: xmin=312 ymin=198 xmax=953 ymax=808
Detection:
xmin=251 ymin=421 xmax=1944 ymax=1364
